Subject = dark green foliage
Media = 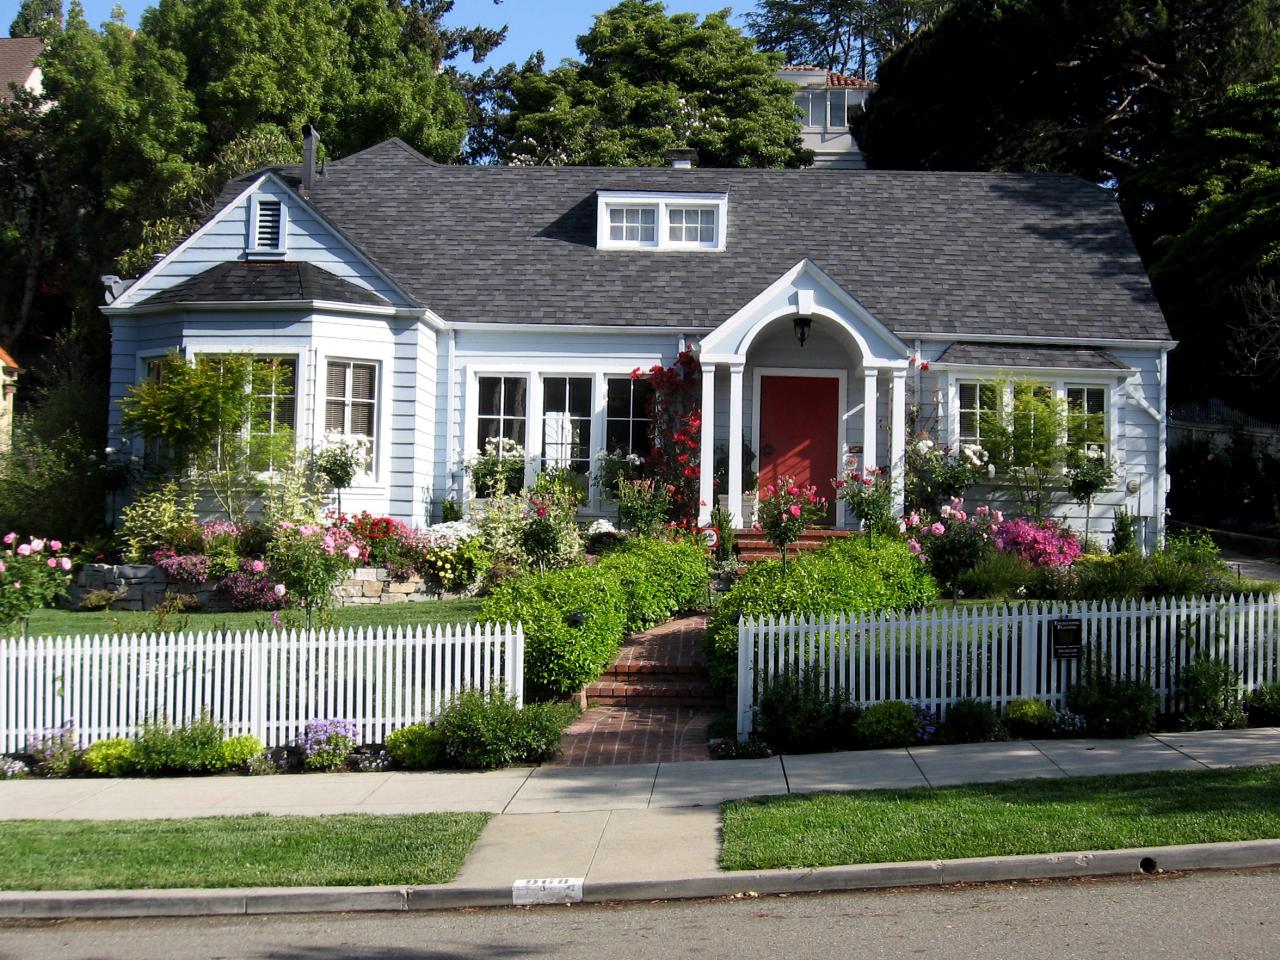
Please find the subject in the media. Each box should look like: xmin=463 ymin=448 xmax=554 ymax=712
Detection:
xmin=1244 ymin=682 xmax=1280 ymax=726
xmin=1066 ymin=659 xmax=1158 ymax=738
xmin=1111 ymin=508 xmax=1139 ymax=555
xmin=853 ymin=700 xmax=920 ymax=749
xmin=941 ymin=698 xmax=1005 ymax=744
xmin=957 ymin=551 xmax=1034 ymax=599
xmin=440 ymin=499 xmax=464 ymax=523
xmin=598 ymin=536 xmax=709 ymax=633
xmin=133 ymin=714 xmax=229 ymax=775
xmin=479 ymin=565 xmax=627 ymax=696
xmin=1176 ymin=655 xmax=1246 ymax=731
xmin=711 ymin=737 xmax=773 ymax=760
xmin=753 ymin=670 xmax=862 ymax=754
xmin=924 ymin=520 xmax=994 ymax=596
xmin=705 ymin=535 xmax=939 ymax=688
xmin=433 ymin=688 xmax=578 ymax=770
xmin=1002 ymin=698 xmax=1057 ymax=739
xmin=386 ymin=723 xmax=446 ymax=770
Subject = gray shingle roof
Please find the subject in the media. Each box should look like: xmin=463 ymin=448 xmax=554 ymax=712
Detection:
xmin=935 ymin=343 xmax=1129 ymax=370
xmin=228 ymin=138 xmax=1171 ymax=342
xmin=0 ymin=38 xmax=42 ymax=102
xmin=138 ymin=261 xmax=389 ymax=307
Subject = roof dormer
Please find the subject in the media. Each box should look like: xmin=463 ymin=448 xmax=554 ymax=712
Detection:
xmin=595 ymin=190 xmax=728 ymax=252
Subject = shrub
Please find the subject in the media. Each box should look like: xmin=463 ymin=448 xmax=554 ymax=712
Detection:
xmin=834 ymin=456 xmax=894 ymax=535
xmin=598 ymin=536 xmax=709 ymax=632
xmin=469 ymin=436 xmax=526 ymax=498
xmin=1003 ymin=698 xmax=1057 ymax=739
xmin=705 ymin=535 xmax=939 ymax=688
xmin=220 ymin=734 xmax=265 ymax=770
xmin=1065 ymin=659 xmax=1157 ymax=737
xmin=408 ymin=521 xmax=489 ymax=592
xmin=1 ymin=534 xmax=75 ymax=632
xmin=267 ymin=524 xmax=362 ymax=621
xmin=82 ymin=737 xmax=141 ymax=777
xmin=299 ymin=719 xmax=358 ymax=771
xmin=1176 ymin=655 xmax=1245 ymax=731
xmin=1111 ymin=507 xmax=1139 ymax=555
xmin=520 ymin=485 xmax=583 ymax=571
xmin=386 ymin=723 xmax=446 ymax=770
xmin=441 ymin=499 xmax=464 ymax=522
xmin=941 ymin=698 xmax=1006 ymax=743
xmin=957 ymin=550 xmax=1034 ymax=599
xmin=853 ymin=701 xmax=920 ymax=749
xmin=756 ymin=476 xmax=828 ymax=564
xmin=134 ymin=714 xmax=228 ymax=775
xmin=994 ymin=518 xmax=1081 ymax=567
xmin=615 ymin=479 xmax=674 ymax=536
xmin=218 ymin=557 xmax=287 ymax=611
xmin=480 ymin=565 xmax=627 ymax=696
xmin=117 ymin=481 xmax=199 ymax=562
xmin=343 ymin=513 xmax=410 ymax=568
xmin=25 ymin=721 xmax=80 ymax=777
xmin=434 ymin=687 xmax=578 ymax=769
xmin=905 ymin=435 xmax=989 ymax=515
xmin=909 ymin=501 xmax=998 ymax=595
xmin=1161 ymin=529 xmax=1223 ymax=567
xmin=1244 ymin=682 xmax=1280 ymax=726
xmin=754 ymin=670 xmax=861 ymax=754
xmin=152 ymin=549 xmax=211 ymax=584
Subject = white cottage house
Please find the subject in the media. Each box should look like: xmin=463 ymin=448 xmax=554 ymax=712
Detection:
xmin=103 ymin=131 xmax=1174 ymax=545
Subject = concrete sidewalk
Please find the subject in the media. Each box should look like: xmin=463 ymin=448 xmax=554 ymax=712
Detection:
xmin=2 ymin=728 xmax=1278 ymax=899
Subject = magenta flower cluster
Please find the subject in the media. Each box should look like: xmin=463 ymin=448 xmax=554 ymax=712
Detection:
xmin=993 ymin=518 xmax=1081 ymax=567
xmin=152 ymin=548 xmax=211 ymax=584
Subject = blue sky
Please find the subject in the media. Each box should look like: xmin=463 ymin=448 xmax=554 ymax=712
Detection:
xmin=5 ymin=1 xmax=750 ymax=68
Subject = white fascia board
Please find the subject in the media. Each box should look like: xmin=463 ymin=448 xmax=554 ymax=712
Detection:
xmin=444 ymin=321 xmax=716 ymax=335
xmin=103 ymin=299 xmax=425 ymax=320
xmin=931 ymin=363 xmax=1136 ymax=378
xmin=901 ymin=331 xmax=1179 ymax=350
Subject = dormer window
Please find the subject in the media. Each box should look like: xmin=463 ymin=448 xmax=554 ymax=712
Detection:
xmin=597 ymin=191 xmax=727 ymax=252
xmin=248 ymin=196 xmax=288 ymax=256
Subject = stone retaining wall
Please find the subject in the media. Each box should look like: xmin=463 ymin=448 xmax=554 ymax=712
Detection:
xmin=70 ymin=565 xmax=449 ymax=612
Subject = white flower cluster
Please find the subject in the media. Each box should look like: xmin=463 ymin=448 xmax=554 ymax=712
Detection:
xmin=587 ymin=518 xmax=617 ymax=536
xmin=959 ymin=443 xmax=988 ymax=467
xmin=421 ymin=519 xmax=480 ymax=549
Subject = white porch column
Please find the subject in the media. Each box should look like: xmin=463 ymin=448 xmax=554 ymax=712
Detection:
xmin=861 ymin=369 xmax=878 ymax=473
xmin=890 ymin=368 xmax=907 ymax=517
xmin=728 ymin=362 xmax=745 ymax=526
xmin=699 ymin=362 xmax=717 ymax=525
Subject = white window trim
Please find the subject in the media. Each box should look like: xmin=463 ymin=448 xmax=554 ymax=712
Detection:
xmin=323 ymin=357 xmax=381 ymax=485
xmin=247 ymin=194 xmax=289 ymax=258
xmin=596 ymin=191 xmax=728 ymax=252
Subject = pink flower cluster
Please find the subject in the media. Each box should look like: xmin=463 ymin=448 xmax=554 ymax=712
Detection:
xmin=993 ymin=517 xmax=1081 ymax=567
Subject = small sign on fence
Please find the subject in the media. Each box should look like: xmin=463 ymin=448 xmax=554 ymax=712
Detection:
xmin=1050 ymin=618 xmax=1083 ymax=660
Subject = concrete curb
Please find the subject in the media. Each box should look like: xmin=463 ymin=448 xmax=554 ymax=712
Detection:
xmin=3 ymin=839 xmax=1279 ymax=919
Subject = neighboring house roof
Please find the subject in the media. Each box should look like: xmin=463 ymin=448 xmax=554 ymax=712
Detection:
xmin=778 ymin=65 xmax=878 ymax=88
xmin=0 ymin=37 xmax=43 ymax=102
xmin=266 ymin=139 xmax=1170 ymax=342
xmin=936 ymin=343 xmax=1129 ymax=370
xmin=137 ymin=261 xmax=390 ymax=307
xmin=0 ymin=344 xmax=19 ymax=371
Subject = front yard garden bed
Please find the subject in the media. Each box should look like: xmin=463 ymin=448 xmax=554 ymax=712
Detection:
xmin=0 ymin=812 xmax=489 ymax=890
xmin=719 ymin=764 xmax=1280 ymax=870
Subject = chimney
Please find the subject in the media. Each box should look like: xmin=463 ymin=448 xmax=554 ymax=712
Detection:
xmin=665 ymin=148 xmax=698 ymax=169
xmin=302 ymin=124 xmax=321 ymax=193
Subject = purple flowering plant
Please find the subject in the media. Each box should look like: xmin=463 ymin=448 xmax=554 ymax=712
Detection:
xmin=299 ymin=718 xmax=358 ymax=771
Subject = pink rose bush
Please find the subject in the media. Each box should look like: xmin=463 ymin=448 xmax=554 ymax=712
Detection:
xmin=993 ymin=517 xmax=1081 ymax=567
xmin=833 ymin=455 xmax=894 ymax=534
xmin=906 ymin=499 xmax=1000 ymax=595
xmin=0 ymin=534 xmax=74 ymax=634
xmin=755 ymin=476 xmax=827 ymax=566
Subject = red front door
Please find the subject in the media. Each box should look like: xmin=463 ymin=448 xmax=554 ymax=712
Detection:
xmin=758 ymin=375 xmax=839 ymax=524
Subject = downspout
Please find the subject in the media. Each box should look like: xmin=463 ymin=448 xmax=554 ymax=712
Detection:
xmin=913 ymin=337 xmax=922 ymax=429
xmin=445 ymin=328 xmax=458 ymax=507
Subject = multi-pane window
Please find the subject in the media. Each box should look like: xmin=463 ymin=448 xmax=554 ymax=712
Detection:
xmin=958 ymin=381 xmax=999 ymax=444
xmin=1067 ymin=385 xmax=1107 ymax=453
xmin=192 ymin=354 xmax=297 ymax=470
xmin=605 ymin=377 xmax=653 ymax=457
xmin=608 ymin=206 xmax=657 ymax=244
xmin=325 ymin=360 xmax=377 ymax=469
xmin=141 ymin=357 xmax=169 ymax=472
xmin=477 ymin=376 xmax=528 ymax=449
xmin=542 ymin=376 xmax=592 ymax=477
xmin=795 ymin=90 xmax=851 ymax=129
xmin=668 ymin=207 xmax=716 ymax=244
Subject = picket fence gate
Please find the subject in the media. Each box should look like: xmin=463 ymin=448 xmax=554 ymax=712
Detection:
xmin=736 ymin=594 xmax=1280 ymax=739
xmin=1 ymin=622 xmax=524 ymax=752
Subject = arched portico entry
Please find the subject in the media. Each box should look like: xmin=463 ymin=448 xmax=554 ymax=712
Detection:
xmin=696 ymin=259 xmax=912 ymax=528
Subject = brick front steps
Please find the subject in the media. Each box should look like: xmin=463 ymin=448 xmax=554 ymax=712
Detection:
xmin=733 ymin=527 xmax=850 ymax=563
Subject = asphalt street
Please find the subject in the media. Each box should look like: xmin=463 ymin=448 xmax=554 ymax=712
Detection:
xmin=3 ymin=868 xmax=1277 ymax=960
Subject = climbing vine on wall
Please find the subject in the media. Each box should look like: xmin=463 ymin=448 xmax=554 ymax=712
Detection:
xmin=632 ymin=348 xmax=702 ymax=524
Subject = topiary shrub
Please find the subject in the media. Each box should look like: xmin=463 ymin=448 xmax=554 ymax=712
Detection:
xmin=705 ymin=535 xmax=938 ymax=688
xmin=598 ymin=536 xmax=709 ymax=633
xmin=386 ymin=723 xmax=446 ymax=770
xmin=1003 ymin=698 xmax=1057 ymax=739
xmin=941 ymin=698 xmax=1006 ymax=744
xmin=753 ymin=670 xmax=861 ymax=754
xmin=1245 ymin=682 xmax=1280 ymax=726
xmin=480 ymin=565 xmax=627 ymax=696
xmin=853 ymin=700 xmax=921 ymax=749
xmin=82 ymin=737 xmax=140 ymax=777
xmin=1176 ymin=655 xmax=1246 ymax=731
xmin=1065 ymin=659 xmax=1158 ymax=738
xmin=219 ymin=734 xmax=265 ymax=770
xmin=434 ymin=687 xmax=579 ymax=769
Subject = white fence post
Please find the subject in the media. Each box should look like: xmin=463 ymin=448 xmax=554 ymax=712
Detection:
xmin=736 ymin=616 xmax=753 ymax=741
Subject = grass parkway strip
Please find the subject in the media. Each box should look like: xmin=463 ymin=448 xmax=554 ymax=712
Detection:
xmin=719 ymin=764 xmax=1280 ymax=871
xmin=0 ymin=812 xmax=489 ymax=890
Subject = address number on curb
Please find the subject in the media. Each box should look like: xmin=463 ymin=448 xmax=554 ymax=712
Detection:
xmin=512 ymin=877 xmax=585 ymax=905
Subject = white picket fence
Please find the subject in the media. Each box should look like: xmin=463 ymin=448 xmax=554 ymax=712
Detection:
xmin=1 ymin=622 xmax=524 ymax=752
xmin=736 ymin=595 xmax=1280 ymax=738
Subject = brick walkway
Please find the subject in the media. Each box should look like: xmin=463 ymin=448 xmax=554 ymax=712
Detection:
xmin=550 ymin=616 xmax=724 ymax=767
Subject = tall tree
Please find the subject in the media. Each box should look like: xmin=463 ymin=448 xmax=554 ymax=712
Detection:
xmin=745 ymin=0 xmax=946 ymax=79
xmin=8 ymin=0 xmax=61 ymax=37
xmin=493 ymin=0 xmax=808 ymax=168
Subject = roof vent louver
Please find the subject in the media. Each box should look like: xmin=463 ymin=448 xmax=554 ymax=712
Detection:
xmin=255 ymin=200 xmax=282 ymax=250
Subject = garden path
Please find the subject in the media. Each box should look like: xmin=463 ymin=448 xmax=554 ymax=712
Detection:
xmin=551 ymin=616 xmax=727 ymax=767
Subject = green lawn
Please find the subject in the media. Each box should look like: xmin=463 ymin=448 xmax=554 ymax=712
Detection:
xmin=0 ymin=812 xmax=489 ymax=890
xmin=720 ymin=765 xmax=1280 ymax=871
xmin=19 ymin=598 xmax=484 ymax=638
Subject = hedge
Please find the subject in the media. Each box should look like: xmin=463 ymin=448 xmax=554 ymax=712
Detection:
xmin=705 ymin=534 xmax=939 ymax=688
xmin=598 ymin=536 xmax=709 ymax=633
